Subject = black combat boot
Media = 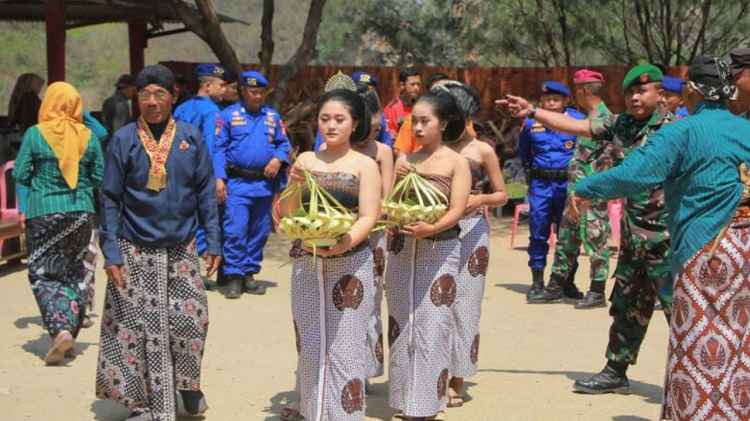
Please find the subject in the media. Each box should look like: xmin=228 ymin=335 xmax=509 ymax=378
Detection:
xmin=575 ymin=291 xmax=606 ymax=309
xmin=575 ymin=278 xmax=606 ymax=309
xmin=225 ymin=276 xmax=243 ymax=299
xmin=526 ymin=269 xmax=546 ymax=302
xmin=573 ymin=360 xmax=630 ymax=394
xmin=528 ymin=273 xmax=564 ymax=303
xmin=243 ymin=274 xmax=267 ymax=295
xmin=562 ymin=261 xmax=583 ymax=302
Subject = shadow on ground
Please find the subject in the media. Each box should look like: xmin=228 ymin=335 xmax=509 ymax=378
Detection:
xmin=21 ymin=332 xmax=95 ymax=362
xmin=262 ymin=380 xmax=396 ymax=421
xmin=495 ymin=283 xmax=530 ymax=295
xmin=14 ymin=315 xmax=43 ymax=329
xmin=478 ymin=368 xmax=662 ymax=405
xmin=91 ymin=400 xmax=129 ymax=421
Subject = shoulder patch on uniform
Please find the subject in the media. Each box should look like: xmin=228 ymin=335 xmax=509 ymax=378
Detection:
xmin=531 ymin=122 xmax=545 ymax=133
xmin=564 ymin=140 xmax=575 ymax=150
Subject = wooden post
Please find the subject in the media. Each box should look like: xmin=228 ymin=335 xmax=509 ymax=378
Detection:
xmin=45 ymin=0 xmax=66 ymax=83
xmin=128 ymin=20 xmax=147 ymax=76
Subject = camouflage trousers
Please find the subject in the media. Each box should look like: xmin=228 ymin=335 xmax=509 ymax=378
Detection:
xmin=549 ymin=196 xmax=610 ymax=288
xmin=605 ymin=219 xmax=672 ymax=365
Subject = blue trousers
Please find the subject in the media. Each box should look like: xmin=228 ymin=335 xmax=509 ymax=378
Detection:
xmin=527 ymin=179 xmax=568 ymax=269
xmin=223 ymin=194 xmax=273 ymax=276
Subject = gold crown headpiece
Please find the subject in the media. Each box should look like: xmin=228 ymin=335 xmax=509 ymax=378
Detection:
xmin=324 ymin=71 xmax=357 ymax=93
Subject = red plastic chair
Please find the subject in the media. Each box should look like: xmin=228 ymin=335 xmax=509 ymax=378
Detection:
xmin=509 ymin=202 xmax=557 ymax=250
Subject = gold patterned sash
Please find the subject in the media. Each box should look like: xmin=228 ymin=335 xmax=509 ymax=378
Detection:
xmin=136 ymin=116 xmax=177 ymax=192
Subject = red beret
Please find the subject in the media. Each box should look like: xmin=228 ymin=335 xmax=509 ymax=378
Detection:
xmin=573 ymin=69 xmax=604 ymax=85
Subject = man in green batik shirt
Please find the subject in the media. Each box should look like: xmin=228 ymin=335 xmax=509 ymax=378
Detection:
xmin=528 ymin=69 xmax=614 ymax=308
xmin=498 ymin=63 xmax=673 ymax=395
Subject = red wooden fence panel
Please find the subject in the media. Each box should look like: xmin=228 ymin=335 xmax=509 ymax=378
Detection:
xmin=161 ymin=61 xmax=687 ymax=119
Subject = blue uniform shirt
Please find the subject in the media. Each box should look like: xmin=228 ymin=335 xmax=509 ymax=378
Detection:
xmin=214 ymin=103 xmax=291 ymax=197
xmin=518 ymin=107 xmax=585 ymax=171
xmin=676 ymin=105 xmax=689 ymax=119
xmin=313 ymin=114 xmax=393 ymax=151
xmin=100 ymin=120 xmax=220 ymax=267
xmin=174 ymin=96 xmax=221 ymax=154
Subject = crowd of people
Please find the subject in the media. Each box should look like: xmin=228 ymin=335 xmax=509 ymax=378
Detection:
xmin=8 ymin=45 xmax=750 ymax=421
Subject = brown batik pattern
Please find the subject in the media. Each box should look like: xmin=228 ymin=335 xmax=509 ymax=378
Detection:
xmin=386 ymin=234 xmax=459 ymax=418
xmin=662 ymin=216 xmax=750 ymax=421
xmin=291 ymin=243 xmax=374 ymax=421
xmin=452 ymin=213 xmax=491 ymax=378
xmin=367 ymin=232 xmax=387 ymax=379
xmin=341 ymin=379 xmax=365 ymax=415
xmin=333 ymin=275 xmax=364 ymax=311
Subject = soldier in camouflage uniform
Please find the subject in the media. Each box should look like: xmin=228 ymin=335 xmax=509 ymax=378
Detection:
xmin=498 ymin=63 xmax=673 ymax=395
xmin=529 ymin=69 xmax=613 ymax=308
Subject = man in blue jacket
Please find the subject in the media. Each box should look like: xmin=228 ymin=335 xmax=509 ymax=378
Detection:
xmin=518 ymin=81 xmax=585 ymax=302
xmin=215 ymin=70 xmax=291 ymax=298
xmin=174 ymin=64 xmax=229 ymax=288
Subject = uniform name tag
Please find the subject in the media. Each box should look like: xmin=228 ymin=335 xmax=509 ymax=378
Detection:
xmin=531 ymin=123 xmax=545 ymax=133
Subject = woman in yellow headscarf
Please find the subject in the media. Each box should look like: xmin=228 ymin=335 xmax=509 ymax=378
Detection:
xmin=13 ymin=81 xmax=104 ymax=366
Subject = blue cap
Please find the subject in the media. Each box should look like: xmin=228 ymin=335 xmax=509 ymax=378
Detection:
xmin=662 ymin=76 xmax=685 ymax=94
xmin=240 ymin=71 xmax=269 ymax=88
xmin=196 ymin=64 xmax=227 ymax=80
xmin=541 ymin=81 xmax=571 ymax=97
xmin=352 ymin=71 xmax=378 ymax=87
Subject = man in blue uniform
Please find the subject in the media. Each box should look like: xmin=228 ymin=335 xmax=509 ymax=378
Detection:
xmin=519 ymin=81 xmax=585 ymax=302
xmin=312 ymin=71 xmax=393 ymax=150
xmin=215 ymin=70 xmax=291 ymax=298
xmin=174 ymin=64 xmax=229 ymax=288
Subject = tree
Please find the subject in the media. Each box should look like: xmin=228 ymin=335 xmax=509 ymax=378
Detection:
xmin=595 ymin=0 xmax=750 ymax=65
xmin=170 ymin=0 xmax=243 ymax=75
xmin=170 ymin=0 xmax=327 ymax=106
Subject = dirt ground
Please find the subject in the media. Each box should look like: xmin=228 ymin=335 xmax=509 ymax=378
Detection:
xmin=0 ymin=218 xmax=669 ymax=420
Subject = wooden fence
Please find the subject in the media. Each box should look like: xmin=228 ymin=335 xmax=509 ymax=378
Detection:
xmin=161 ymin=61 xmax=688 ymax=118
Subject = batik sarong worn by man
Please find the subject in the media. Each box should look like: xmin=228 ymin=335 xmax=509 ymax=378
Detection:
xmin=498 ymin=63 xmax=673 ymax=395
xmin=96 ymin=65 xmax=221 ymax=421
xmin=574 ymin=56 xmax=750 ymax=421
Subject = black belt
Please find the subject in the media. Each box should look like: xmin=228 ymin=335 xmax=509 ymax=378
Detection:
xmin=226 ymin=165 xmax=266 ymax=181
xmin=530 ymin=168 xmax=568 ymax=181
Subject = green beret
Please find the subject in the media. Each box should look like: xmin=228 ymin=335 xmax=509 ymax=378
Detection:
xmin=622 ymin=63 xmax=663 ymax=92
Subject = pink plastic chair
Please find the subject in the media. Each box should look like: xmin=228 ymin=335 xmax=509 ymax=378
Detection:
xmin=0 ymin=161 xmax=18 ymax=220
xmin=608 ymin=199 xmax=623 ymax=248
xmin=509 ymin=202 xmax=557 ymax=250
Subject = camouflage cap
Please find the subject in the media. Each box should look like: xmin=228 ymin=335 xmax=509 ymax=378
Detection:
xmin=622 ymin=63 xmax=663 ymax=92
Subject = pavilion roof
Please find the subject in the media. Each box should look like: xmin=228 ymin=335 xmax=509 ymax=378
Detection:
xmin=0 ymin=1 xmax=248 ymax=30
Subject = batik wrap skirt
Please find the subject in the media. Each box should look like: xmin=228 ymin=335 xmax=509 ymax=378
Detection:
xmin=386 ymin=232 xmax=460 ymax=417
xmin=95 ymin=238 xmax=209 ymax=421
xmin=27 ymin=212 xmax=93 ymax=338
xmin=291 ymin=242 xmax=375 ymax=421
xmin=662 ymin=209 xmax=750 ymax=420
xmin=452 ymin=212 xmax=490 ymax=378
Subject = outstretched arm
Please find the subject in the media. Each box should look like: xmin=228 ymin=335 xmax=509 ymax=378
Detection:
xmin=496 ymin=95 xmax=592 ymax=137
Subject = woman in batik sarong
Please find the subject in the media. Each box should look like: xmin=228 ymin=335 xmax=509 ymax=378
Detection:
xmin=13 ymin=81 xmax=104 ymax=366
xmin=96 ymin=65 xmax=221 ymax=421
xmin=571 ymin=57 xmax=750 ymax=421
xmin=354 ymin=90 xmax=394 ymax=382
xmin=387 ymin=91 xmax=471 ymax=420
xmin=279 ymin=87 xmax=381 ymax=421
xmin=436 ymin=81 xmax=508 ymax=407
